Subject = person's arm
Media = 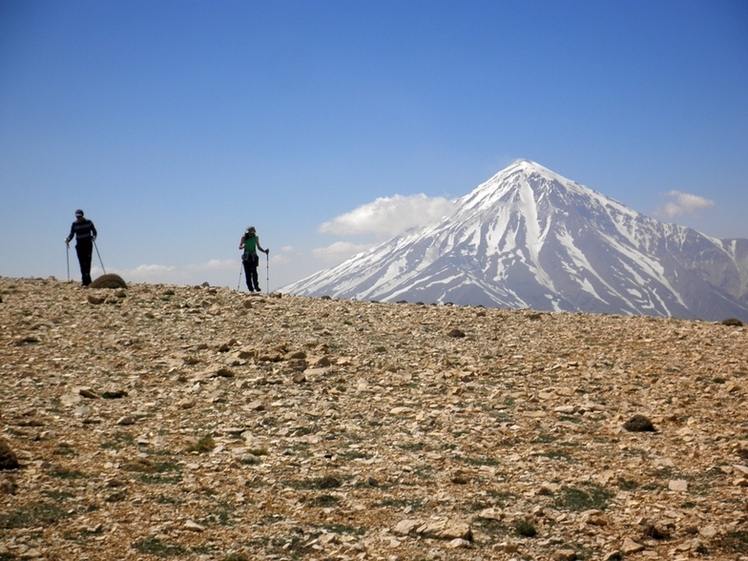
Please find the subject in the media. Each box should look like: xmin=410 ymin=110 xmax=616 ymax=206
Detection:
xmin=256 ymin=237 xmax=269 ymax=254
xmin=65 ymin=223 xmax=75 ymax=244
xmin=238 ymin=236 xmax=245 ymax=250
xmin=90 ymin=221 xmax=97 ymax=241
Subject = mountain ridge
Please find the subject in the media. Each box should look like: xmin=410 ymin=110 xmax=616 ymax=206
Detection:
xmin=284 ymin=161 xmax=748 ymax=321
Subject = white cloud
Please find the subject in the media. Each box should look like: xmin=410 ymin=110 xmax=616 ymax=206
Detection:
xmin=312 ymin=241 xmax=374 ymax=263
xmin=129 ymin=264 xmax=177 ymax=274
xmin=92 ymin=196 xmax=454 ymax=291
xmin=319 ymin=194 xmax=456 ymax=238
xmin=93 ymin=253 xmax=322 ymax=292
xmin=654 ymin=190 xmax=715 ymax=219
xmin=107 ymin=259 xmax=240 ymax=286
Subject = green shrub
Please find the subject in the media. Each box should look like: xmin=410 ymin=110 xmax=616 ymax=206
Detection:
xmin=556 ymin=484 xmax=614 ymax=511
xmin=133 ymin=537 xmax=185 ymax=557
xmin=187 ymin=436 xmax=215 ymax=453
xmin=515 ymin=520 xmax=537 ymax=537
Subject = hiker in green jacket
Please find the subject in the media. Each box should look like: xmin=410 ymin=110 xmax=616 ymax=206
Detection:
xmin=239 ymin=226 xmax=269 ymax=292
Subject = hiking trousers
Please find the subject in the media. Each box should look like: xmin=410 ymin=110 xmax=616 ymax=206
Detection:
xmin=242 ymin=253 xmax=260 ymax=292
xmin=76 ymin=239 xmax=93 ymax=286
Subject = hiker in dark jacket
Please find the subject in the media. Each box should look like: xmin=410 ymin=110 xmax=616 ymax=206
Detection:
xmin=239 ymin=226 xmax=269 ymax=292
xmin=65 ymin=209 xmax=97 ymax=286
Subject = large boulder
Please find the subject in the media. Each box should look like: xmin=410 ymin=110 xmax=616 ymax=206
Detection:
xmin=89 ymin=274 xmax=127 ymax=289
xmin=0 ymin=439 xmax=19 ymax=470
xmin=623 ymin=414 xmax=656 ymax=432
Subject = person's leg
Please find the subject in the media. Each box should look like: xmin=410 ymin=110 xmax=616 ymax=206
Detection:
xmin=75 ymin=244 xmax=85 ymax=284
xmin=243 ymin=259 xmax=253 ymax=291
xmin=75 ymin=241 xmax=92 ymax=285
xmin=83 ymin=242 xmax=93 ymax=285
xmin=250 ymin=254 xmax=260 ymax=291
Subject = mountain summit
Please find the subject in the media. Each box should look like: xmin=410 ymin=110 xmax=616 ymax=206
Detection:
xmin=284 ymin=160 xmax=748 ymax=321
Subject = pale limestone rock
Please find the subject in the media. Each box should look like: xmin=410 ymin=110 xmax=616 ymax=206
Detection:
xmin=554 ymin=405 xmax=576 ymax=414
xmin=580 ymin=510 xmax=609 ymax=526
xmin=318 ymin=532 xmax=340 ymax=545
xmin=493 ymin=541 xmax=520 ymax=553
xmin=393 ymin=519 xmax=421 ymax=536
xmin=390 ymin=407 xmax=411 ymax=415
xmin=668 ymin=479 xmax=688 ymax=491
xmin=60 ymin=393 xmax=82 ymax=407
xmin=416 ymin=520 xmax=472 ymax=541
xmin=448 ymin=538 xmax=471 ymax=549
xmin=621 ymin=537 xmax=644 ymax=554
xmin=699 ymin=525 xmax=718 ymax=538
xmin=178 ymin=398 xmax=196 ymax=409
xmin=554 ymin=549 xmax=577 ymax=561
xmin=184 ymin=520 xmax=205 ymax=532
xmin=476 ymin=507 xmax=503 ymax=520
xmin=78 ymin=387 xmax=100 ymax=399
xmin=74 ymin=405 xmax=90 ymax=418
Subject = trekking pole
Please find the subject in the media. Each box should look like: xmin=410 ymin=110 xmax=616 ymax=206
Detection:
xmin=66 ymin=243 xmax=70 ymax=281
xmin=93 ymin=240 xmax=106 ymax=274
xmin=265 ymin=251 xmax=269 ymax=294
xmin=237 ymin=261 xmax=243 ymax=291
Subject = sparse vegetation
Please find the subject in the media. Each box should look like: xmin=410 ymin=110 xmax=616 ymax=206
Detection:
xmin=537 ymin=449 xmax=576 ymax=462
xmin=48 ymin=467 xmax=86 ymax=479
xmin=100 ymin=431 xmax=135 ymax=450
xmin=515 ymin=520 xmax=538 ymax=537
xmin=247 ymin=446 xmax=269 ymax=456
xmin=316 ymin=523 xmax=367 ymax=536
xmin=221 ymin=554 xmax=250 ymax=561
xmin=463 ymin=455 xmax=499 ymax=466
xmin=718 ymin=531 xmax=748 ymax=554
xmin=186 ymin=436 xmax=216 ymax=453
xmin=308 ymin=494 xmax=341 ymax=507
xmin=474 ymin=516 xmax=508 ymax=536
xmin=556 ymin=484 xmax=614 ymax=512
xmin=42 ymin=490 xmax=75 ymax=501
xmin=1 ymin=278 xmax=747 ymax=560
xmin=133 ymin=537 xmax=185 ymax=557
xmin=0 ymin=502 xmax=70 ymax=529
xmin=617 ymin=477 xmax=639 ymax=491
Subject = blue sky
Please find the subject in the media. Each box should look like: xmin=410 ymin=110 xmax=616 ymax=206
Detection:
xmin=1 ymin=0 xmax=747 ymax=290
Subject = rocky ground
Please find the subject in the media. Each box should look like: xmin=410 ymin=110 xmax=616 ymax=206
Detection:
xmin=1 ymin=276 xmax=747 ymax=561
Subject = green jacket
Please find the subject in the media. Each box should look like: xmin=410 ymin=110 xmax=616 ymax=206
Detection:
xmin=243 ymin=235 xmax=258 ymax=254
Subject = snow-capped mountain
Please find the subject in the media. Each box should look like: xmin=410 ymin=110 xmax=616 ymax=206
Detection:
xmin=283 ymin=160 xmax=748 ymax=321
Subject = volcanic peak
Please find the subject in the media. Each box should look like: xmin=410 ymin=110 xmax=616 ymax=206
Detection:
xmin=461 ymin=159 xmax=605 ymax=214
